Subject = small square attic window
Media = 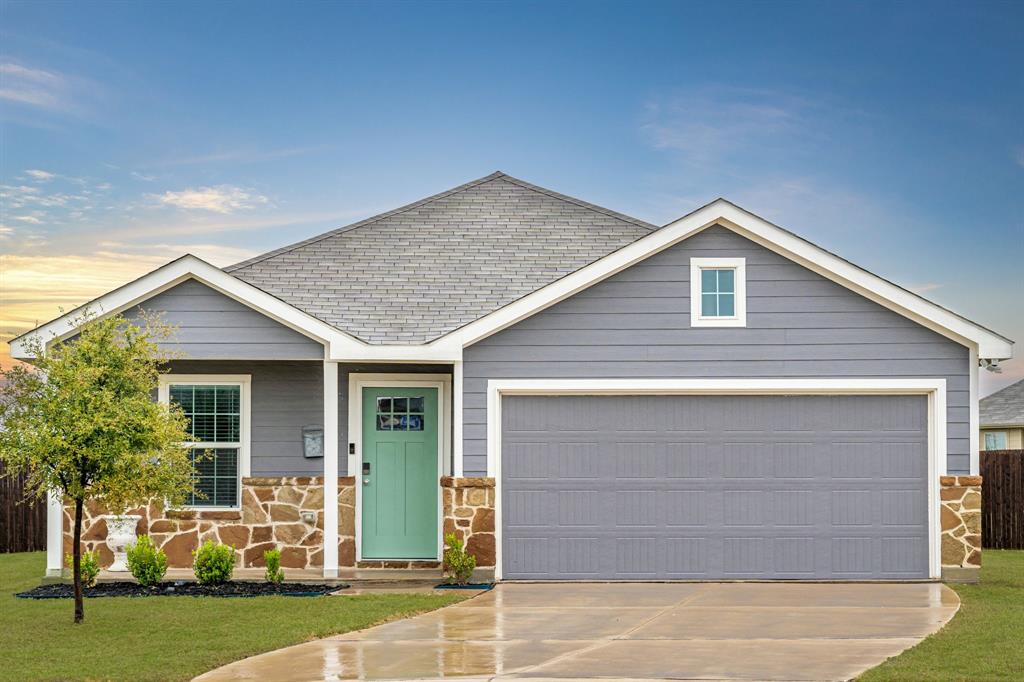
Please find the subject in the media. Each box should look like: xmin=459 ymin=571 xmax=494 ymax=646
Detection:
xmin=690 ymin=257 xmax=746 ymax=327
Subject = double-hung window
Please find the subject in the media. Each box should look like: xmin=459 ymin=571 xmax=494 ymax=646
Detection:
xmin=690 ymin=257 xmax=747 ymax=327
xmin=159 ymin=375 xmax=251 ymax=509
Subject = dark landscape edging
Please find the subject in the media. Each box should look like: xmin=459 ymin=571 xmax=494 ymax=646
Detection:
xmin=16 ymin=581 xmax=348 ymax=599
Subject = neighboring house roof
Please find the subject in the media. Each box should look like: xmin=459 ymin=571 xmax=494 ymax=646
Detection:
xmin=226 ymin=172 xmax=656 ymax=344
xmin=8 ymin=173 xmax=1015 ymax=362
xmin=981 ymin=378 xmax=1024 ymax=427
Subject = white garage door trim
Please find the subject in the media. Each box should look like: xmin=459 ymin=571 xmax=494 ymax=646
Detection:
xmin=486 ymin=378 xmax=948 ymax=581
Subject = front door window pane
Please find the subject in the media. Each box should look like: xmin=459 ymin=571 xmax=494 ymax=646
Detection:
xmin=375 ymin=395 xmax=426 ymax=431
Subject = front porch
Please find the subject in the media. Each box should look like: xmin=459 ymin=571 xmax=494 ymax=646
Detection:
xmin=51 ymin=359 xmax=497 ymax=581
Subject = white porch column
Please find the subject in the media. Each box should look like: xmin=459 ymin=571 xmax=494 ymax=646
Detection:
xmin=453 ymin=360 xmax=464 ymax=477
xmin=323 ymin=360 xmax=339 ymax=578
xmin=46 ymin=490 xmax=63 ymax=578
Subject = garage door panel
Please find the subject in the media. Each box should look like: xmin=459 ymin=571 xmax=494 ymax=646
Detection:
xmin=502 ymin=394 xmax=930 ymax=580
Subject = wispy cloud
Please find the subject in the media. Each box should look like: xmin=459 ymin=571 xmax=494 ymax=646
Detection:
xmin=130 ymin=171 xmax=156 ymax=182
xmin=153 ymin=185 xmax=270 ymax=213
xmin=12 ymin=215 xmax=43 ymax=224
xmin=639 ymin=86 xmax=920 ymax=242
xmin=24 ymin=169 xmax=57 ymax=182
xmin=95 ymin=241 xmax=257 ymax=266
xmin=1014 ymin=146 xmax=1024 ymax=168
xmin=641 ymin=86 xmax=831 ymax=168
xmin=0 ymin=62 xmax=68 ymax=110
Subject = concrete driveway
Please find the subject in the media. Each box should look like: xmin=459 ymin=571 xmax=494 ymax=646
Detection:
xmin=195 ymin=582 xmax=959 ymax=681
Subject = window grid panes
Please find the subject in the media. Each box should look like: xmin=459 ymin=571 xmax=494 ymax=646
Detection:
xmin=169 ymin=384 xmax=241 ymax=507
xmin=376 ymin=396 xmax=425 ymax=431
xmin=700 ymin=268 xmax=736 ymax=318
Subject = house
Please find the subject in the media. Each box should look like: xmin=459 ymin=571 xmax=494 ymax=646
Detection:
xmin=11 ymin=172 xmax=1012 ymax=583
xmin=981 ymin=378 xmax=1024 ymax=450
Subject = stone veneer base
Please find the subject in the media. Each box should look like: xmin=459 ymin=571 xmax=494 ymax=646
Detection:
xmin=63 ymin=476 xmax=357 ymax=571
xmin=939 ymin=475 xmax=983 ymax=573
xmin=441 ymin=477 xmax=496 ymax=569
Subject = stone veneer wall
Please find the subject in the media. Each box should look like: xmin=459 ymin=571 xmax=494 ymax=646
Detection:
xmin=64 ymin=476 xmax=356 ymax=571
xmin=441 ymin=477 xmax=495 ymax=568
xmin=940 ymin=475 xmax=982 ymax=575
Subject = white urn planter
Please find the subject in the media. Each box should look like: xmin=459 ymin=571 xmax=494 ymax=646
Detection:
xmin=104 ymin=514 xmax=142 ymax=572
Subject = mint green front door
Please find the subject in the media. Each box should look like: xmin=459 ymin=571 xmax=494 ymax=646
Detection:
xmin=361 ymin=387 xmax=439 ymax=559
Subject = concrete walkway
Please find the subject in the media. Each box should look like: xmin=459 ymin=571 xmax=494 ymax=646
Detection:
xmin=195 ymin=582 xmax=959 ymax=681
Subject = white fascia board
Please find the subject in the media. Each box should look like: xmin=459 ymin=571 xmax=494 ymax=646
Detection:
xmin=327 ymin=340 xmax=461 ymax=362
xmin=9 ymin=255 xmax=357 ymax=360
xmin=443 ymin=199 xmax=1012 ymax=360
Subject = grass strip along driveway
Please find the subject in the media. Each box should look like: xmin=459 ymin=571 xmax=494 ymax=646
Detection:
xmin=0 ymin=552 xmax=464 ymax=682
xmin=860 ymin=550 xmax=1024 ymax=681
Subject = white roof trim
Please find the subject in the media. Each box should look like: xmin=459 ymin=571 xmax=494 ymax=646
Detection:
xmin=440 ymin=198 xmax=1013 ymax=359
xmin=8 ymin=255 xmax=358 ymax=360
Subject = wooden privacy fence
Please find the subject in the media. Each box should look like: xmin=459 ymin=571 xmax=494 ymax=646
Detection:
xmin=0 ymin=462 xmax=47 ymax=553
xmin=981 ymin=449 xmax=1024 ymax=550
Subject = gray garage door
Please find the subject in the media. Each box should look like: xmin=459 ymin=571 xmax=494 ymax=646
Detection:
xmin=501 ymin=394 xmax=929 ymax=580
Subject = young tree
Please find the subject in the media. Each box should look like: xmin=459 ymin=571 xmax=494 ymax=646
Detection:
xmin=0 ymin=312 xmax=195 ymax=623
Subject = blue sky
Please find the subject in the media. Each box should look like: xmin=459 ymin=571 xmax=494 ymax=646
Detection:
xmin=1 ymin=0 xmax=1021 ymax=393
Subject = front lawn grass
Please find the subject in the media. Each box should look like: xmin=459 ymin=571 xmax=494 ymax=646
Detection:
xmin=0 ymin=551 xmax=465 ymax=682
xmin=860 ymin=549 xmax=1024 ymax=681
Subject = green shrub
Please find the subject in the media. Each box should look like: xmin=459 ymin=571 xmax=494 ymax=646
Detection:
xmin=64 ymin=549 xmax=100 ymax=588
xmin=192 ymin=540 xmax=235 ymax=585
xmin=264 ymin=548 xmax=284 ymax=584
xmin=443 ymin=532 xmax=476 ymax=585
xmin=126 ymin=535 xmax=168 ymax=586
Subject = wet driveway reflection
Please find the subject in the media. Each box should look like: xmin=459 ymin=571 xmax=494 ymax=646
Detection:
xmin=195 ymin=582 xmax=958 ymax=681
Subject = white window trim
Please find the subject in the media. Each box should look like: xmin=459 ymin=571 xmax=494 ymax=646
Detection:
xmin=347 ymin=373 xmax=451 ymax=563
xmin=158 ymin=374 xmax=252 ymax=511
xmin=690 ymin=257 xmax=747 ymax=327
xmin=486 ymin=377 xmax=947 ymax=581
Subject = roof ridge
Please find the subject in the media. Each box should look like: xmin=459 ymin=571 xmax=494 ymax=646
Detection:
xmin=226 ymin=171 xmax=507 ymax=271
xmin=226 ymin=171 xmax=657 ymax=271
xmin=497 ymin=174 xmax=658 ymax=231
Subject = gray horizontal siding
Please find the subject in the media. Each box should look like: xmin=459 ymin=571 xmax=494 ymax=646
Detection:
xmin=463 ymin=225 xmax=971 ymax=476
xmin=130 ymin=279 xmax=324 ymax=360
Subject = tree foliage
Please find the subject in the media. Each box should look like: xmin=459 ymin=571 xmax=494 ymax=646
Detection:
xmin=0 ymin=311 xmax=195 ymax=622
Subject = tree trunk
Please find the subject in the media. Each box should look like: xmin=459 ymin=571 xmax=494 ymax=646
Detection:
xmin=72 ymin=497 xmax=84 ymax=624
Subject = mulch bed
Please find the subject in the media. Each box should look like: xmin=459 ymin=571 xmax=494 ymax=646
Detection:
xmin=16 ymin=581 xmax=348 ymax=599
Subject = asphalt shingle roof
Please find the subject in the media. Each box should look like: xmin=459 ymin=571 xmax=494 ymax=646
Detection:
xmin=981 ymin=378 xmax=1024 ymax=427
xmin=227 ymin=172 xmax=656 ymax=344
